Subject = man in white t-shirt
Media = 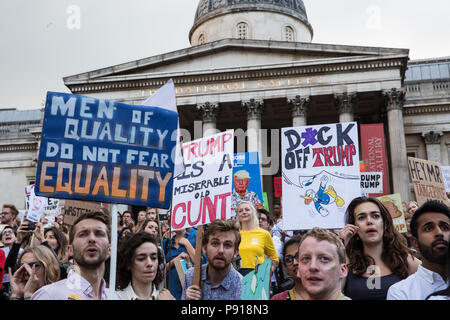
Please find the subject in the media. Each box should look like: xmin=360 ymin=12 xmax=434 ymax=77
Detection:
xmin=387 ymin=200 xmax=450 ymax=300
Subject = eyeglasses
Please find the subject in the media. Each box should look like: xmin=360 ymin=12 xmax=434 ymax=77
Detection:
xmin=18 ymin=261 xmax=42 ymax=270
xmin=284 ymin=253 xmax=299 ymax=265
xmin=1 ymin=230 xmax=14 ymax=236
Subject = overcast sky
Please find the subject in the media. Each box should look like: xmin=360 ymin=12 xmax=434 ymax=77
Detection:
xmin=1 ymin=0 xmax=449 ymax=109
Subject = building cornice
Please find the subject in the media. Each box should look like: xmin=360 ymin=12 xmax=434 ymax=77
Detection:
xmin=63 ymin=38 xmax=409 ymax=84
xmin=67 ymin=55 xmax=407 ymax=94
xmin=403 ymin=104 xmax=450 ymax=115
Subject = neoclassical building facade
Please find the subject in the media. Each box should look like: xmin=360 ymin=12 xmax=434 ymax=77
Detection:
xmin=1 ymin=0 xmax=449 ymax=210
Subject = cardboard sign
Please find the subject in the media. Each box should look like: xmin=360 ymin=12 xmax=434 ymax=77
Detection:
xmin=35 ymin=91 xmax=178 ymax=209
xmin=241 ymin=259 xmax=272 ymax=300
xmin=63 ymin=199 xmax=102 ymax=226
xmin=231 ymin=152 xmax=264 ymax=215
xmin=171 ymin=130 xmax=234 ymax=231
xmin=377 ymin=193 xmax=407 ymax=234
xmin=407 ymin=157 xmax=450 ymax=206
xmin=174 ymin=257 xmax=189 ymax=289
xmin=361 ymin=172 xmax=383 ymax=194
xmin=281 ymin=122 xmax=360 ymax=230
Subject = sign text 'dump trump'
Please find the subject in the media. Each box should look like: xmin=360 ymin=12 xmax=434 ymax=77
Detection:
xmin=35 ymin=92 xmax=178 ymax=209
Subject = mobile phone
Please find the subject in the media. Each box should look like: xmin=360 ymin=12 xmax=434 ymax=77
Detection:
xmin=159 ymin=213 xmax=169 ymax=221
xmin=27 ymin=221 xmax=36 ymax=231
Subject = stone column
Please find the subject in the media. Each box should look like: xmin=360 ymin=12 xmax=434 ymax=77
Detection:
xmin=384 ymin=88 xmax=410 ymax=202
xmin=197 ymin=102 xmax=219 ymax=137
xmin=243 ymin=98 xmax=264 ymax=192
xmin=288 ymin=95 xmax=310 ymax=127
xmin=334 ymin=92 xmax=356 ymax=123
xmin=243 ymin=99 xmax=264 ymax=153
xmin=422 ymin=131 xmax=443 ymax=163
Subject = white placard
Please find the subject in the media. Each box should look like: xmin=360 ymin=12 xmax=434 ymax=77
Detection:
xmin=171 ymin=130 xmax=234 ymax=231
xmin=281 ymin=122 xmax=361 ymax=230
xmin=442 ymin=166 xmax=450 ymax=193
xmin=360 ymin=172 xmax=383 ymax=193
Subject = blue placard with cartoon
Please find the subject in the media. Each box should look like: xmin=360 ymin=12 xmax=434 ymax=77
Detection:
xmin=241 ymin=259 xmax=271 ymax=300
xmin=35 ymin=91 xmax=178 ymax=209
xmin=231 ymin=152 xmax=264 ymax=215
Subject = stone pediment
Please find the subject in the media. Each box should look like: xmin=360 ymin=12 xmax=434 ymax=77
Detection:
xmin=64 ymin=38 xmax=409 ymax=88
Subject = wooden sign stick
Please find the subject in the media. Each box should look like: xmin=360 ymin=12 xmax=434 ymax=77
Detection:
xmin=192 ymin=225 xmax=205 ymax=287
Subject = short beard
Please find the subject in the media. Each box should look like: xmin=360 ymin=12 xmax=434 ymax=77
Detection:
xmin=73 ymin=248 xmax=108 ymax=270
xmin=418 ymin=240 xmax=448 ymax=265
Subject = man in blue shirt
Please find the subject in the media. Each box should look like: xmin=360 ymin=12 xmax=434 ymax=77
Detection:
xmin=182 ymin=219 xmax=242 ymax=300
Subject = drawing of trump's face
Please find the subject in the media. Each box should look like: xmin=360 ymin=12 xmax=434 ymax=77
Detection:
xmin=234 ymin=170 xmax=250 ymax=194
xmin=234 ymin=177 xmax=249 ymax=193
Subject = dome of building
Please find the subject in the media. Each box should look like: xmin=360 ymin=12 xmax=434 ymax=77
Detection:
xmin=190 ymin=0 xmax=313 ymax=46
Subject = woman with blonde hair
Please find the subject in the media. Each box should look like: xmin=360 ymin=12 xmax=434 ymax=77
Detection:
xmin=8 ymin=245 xmax=60 ymax=300
xmin=236 ymin=201 xmax=279 ymax=276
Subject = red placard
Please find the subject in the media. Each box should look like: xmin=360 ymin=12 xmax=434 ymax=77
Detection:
xmin=273 ymin=177 xmax=282 ymax=198
xmin=360 ymin=124 xmax=389 ymax=197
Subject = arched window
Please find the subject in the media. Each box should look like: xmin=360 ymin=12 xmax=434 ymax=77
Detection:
xmin=236 ymin=22 xmax=248 ymax=39
xmin=198 ymin=33 xmax=206 ymax=45
xmin=285 ymin=26 xmax=295 ymax=42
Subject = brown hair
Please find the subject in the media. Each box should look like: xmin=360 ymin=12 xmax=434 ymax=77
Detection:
xmin=202 ymin=219 xmax=241 ymax=250
xmin=117 ymin=232 xmax=164 ymax=290
xmin=69 ymin=210 xmax=111 ymax=244
xmin=2 ymin=204 xmax=18 ymax=217
xmin=345 ymin=197 xmax=410 ymax=279
xmin=18 ymin=245 xmax=60 ymax=285
xmin=44 ymin=227 xmax=68 ymax=261
xmin=300 ymin=227 xmax=346 ymax=264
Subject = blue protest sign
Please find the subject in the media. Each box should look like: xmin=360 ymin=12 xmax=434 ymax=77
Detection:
xmin=35 ymin=91 xmax=178 ymax=209
xmin=241 ymin=259 xmax=271 ymax=300
xmin=231 ymin=152 xmax=264 ymax=215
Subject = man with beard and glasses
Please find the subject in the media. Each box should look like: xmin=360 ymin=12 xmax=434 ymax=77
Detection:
xmin=388 ymin=200 xmax=450 ymax=300
xmin=31 ymin=211 xmax=121 ymax=300
xmin=182 ymin=219 xmax=242 ymax=300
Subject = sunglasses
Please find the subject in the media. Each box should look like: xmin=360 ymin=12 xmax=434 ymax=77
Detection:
xmin=18 ymin=261 xmax=42 ymax=270
xmin=284 ymin=253 xmax=299 ymax=265
xmin=1 ymin=230 xmax=14 ymax=236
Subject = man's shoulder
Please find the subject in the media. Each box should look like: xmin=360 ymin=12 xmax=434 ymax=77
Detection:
xmin=31 ymin=279 xmax=69 ymax=300
xmin=387 ymin=271 xmax=419 ymax=300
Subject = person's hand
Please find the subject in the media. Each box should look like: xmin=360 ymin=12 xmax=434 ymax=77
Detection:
xmin=16 ymin=221 xmax=32 ymax=244
xmin=9 ymin=266 xmax=27 ymax=298
xmin=338 ymin=224 xmax=359 ymax=246
xmin=52 ymin=221 xmax=60 ymax=229
xmin=23 ymin=264 xmax=41 ymax=298
xmin=157 ymin=288 xmax=175 ymax=300
xmin=32 ymin=222 xmax=44 ymax=245
xmin=185 ymin=285 xmax=202 ymax=300
xmin=177 ymin=252 xmax=190 ymax=261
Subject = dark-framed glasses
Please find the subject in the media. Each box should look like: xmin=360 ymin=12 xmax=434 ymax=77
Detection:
xmin=284 ymin=253 xmax=299 ymax=265
xmin=18 ymin=261 xmax=42 ymax=270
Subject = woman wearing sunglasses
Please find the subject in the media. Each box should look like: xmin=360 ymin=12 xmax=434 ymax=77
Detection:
xmin=8 ymin=245 xmax=60 ymax=300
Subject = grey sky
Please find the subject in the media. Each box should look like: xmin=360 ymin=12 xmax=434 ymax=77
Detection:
xmin=1 ymin=0 xmax=449 ymax=109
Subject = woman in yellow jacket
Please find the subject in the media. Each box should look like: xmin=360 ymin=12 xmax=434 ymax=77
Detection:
xmin=237 ymin=201 xmax=279 ymax=276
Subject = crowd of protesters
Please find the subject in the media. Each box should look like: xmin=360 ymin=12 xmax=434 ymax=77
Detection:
xmin=0 ymin=197 xmax=449 ymax=301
